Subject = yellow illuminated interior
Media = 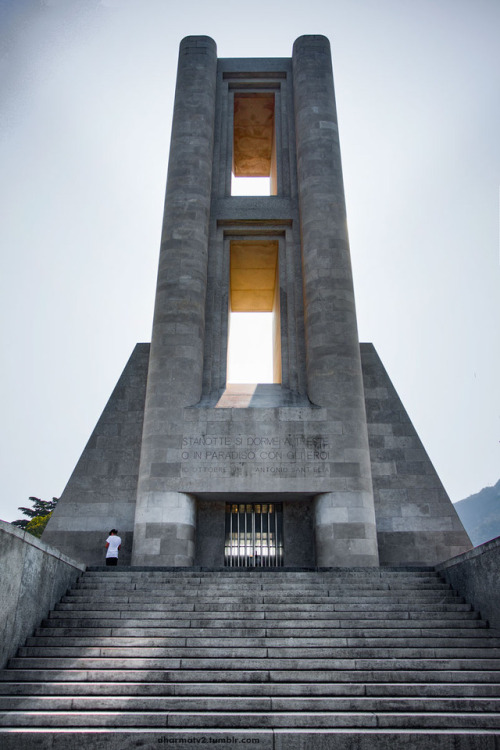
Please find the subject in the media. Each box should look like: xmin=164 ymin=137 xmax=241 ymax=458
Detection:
xmin=229 ymin=240 xmax=281 ymax=383
xmin=232 ymin=93 xmax=277 ymax=195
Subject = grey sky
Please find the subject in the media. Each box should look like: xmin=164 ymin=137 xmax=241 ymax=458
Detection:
xmin=0 ymin=0 xmax=498 ymax=523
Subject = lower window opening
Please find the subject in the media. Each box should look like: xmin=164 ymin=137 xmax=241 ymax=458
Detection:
xmin=227 ymin=239 xmax=281 ymax=385
xmin=227 ymin=312 xmax=273 ymax=383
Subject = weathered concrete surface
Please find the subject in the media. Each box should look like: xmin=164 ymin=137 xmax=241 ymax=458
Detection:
xmin=437 ymin=536 xmax=500 ymax=631
xmin=34 ymin=338 xmax=470 ymax=569
xmin=274 ymin=733 xmax=500 ymax=750
xmin=36 ymin=339 xmax=471 ymax=568
xmin=292 ymin=35 xmax=378 ymax=566
xmin=0 ymin=520 xmax=84 ymax=669
xmin=0 ymin=730 xmax=498 ymax=750
xmin=361 ymin=343 xmax=472 ymax=566
xmin=130 ymin=35 xmax=380 ymax=568
xmin=42 ymin=343 xmax=149 ymax=566
xmin=132 ymin=36 xmax=218 ymax=567
xmin=314 ymin=491 xmax=380 ymax=567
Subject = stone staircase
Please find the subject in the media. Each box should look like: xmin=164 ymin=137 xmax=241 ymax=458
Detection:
xmin=1 ymin=567 xmax=500 ymax=748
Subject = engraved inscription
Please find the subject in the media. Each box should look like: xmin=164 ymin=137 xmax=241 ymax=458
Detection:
xmin=180 ymin=434 xmax=331 ymax=478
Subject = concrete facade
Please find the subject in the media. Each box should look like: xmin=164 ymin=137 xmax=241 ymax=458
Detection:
xmin=131 ymin=35 xmax=379 ymax=568
xmin=43 ymin=342 xmax=471 ymax=568
xmin=43 ymin=344 xmax=149 ymax=565
xmin=43 ymin=36 xmax=471 ymax=568
xmin=361 ymin=344 xmax=471 ymax=566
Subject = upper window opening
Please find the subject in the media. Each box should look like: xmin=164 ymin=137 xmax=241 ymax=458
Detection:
xmin=232 ymin=93 xmax=277 ymax=196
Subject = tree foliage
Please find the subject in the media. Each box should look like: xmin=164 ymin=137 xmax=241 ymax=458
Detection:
xmin=25 ymin=514 xmax=52 ymax=538
xmin=12 ymin=497 xmax=59 ymax=533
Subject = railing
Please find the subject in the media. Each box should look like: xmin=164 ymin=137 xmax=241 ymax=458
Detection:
xmin=224 ymin=503 xmax=284 ymax=567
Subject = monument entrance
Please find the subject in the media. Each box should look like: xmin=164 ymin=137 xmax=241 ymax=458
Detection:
xmin=224 ymin=502 xmax=284 ymax=568
xmin=43 ymin=36 xmax=471 ymax=569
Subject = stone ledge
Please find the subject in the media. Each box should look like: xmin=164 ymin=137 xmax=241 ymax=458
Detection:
xmin=436 ymin=536 xmax=500 ymax=632
xmin=436 ymin=536 xmax=500 ymax=570
xmin=0 ymin=520 xmax=85 ymax=669
xmin=0 ymin=520 xmax=85 ymax=571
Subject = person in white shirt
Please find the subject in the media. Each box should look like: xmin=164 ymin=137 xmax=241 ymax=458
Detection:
xmin=105 ymin=529 xmax=122 ymax=566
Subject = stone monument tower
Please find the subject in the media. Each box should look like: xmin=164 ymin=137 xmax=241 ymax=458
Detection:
xmin=43 ymin=36 xmax=471 ymax=568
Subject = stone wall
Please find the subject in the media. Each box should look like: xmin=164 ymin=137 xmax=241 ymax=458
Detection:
xmin=37 ymin=341 xmax=472 ymax=568
xmin=0 ymin=520 xmax=85 ymax=668
xmin=42 ymin=343 xmax=149 ymax=566
xmin=195 ymin=500 xmax=226 ymax=567
xmin=436 ymin=536 xmax=500 ymax=631
xmin=283 ymin=500 xmax=315 ymax=567
xmin=361 ymin=343 xmax=471 ymax=565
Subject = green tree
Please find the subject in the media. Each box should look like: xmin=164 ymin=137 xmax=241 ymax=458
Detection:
xmin=25 ymin=513 xmax=52 ymax=538
xmin=12 ymin=497 xmax=59 ymax=533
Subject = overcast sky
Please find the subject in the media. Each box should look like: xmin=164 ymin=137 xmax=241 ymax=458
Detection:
xmin=0 ymin=0 xmax=499 ymax=523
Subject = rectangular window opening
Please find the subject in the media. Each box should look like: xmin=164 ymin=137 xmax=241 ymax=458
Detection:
xmin=227 ymin=312 xmax=273 ymax=383
xmin=231 ymin=175 xmax=271 ymax=196
xmin=227 ymin=240 xmax=281 ymax=384
xmin=231 ymin=93 xmax=277 ymax=196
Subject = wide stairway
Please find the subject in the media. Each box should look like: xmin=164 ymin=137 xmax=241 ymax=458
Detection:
xmin=0 ymin=567 xmax=499 ymax=748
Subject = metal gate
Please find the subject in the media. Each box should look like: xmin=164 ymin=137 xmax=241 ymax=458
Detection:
xmin=224 ymin=503 xmax=284 ymax=567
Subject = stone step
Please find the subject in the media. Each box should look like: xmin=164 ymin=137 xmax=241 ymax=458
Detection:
xmin=58 ymin=598 xmax=465 ymax=611
xmin=25 ymin=635 xmax=500 ymax=649
xmin=2 ymin=668 xmax=499 ymax=683
xmin=42 ymin=612 xmax=490 ymax=635
xmin=2 ymin=566 xmax=498 ymax=738
xmin=78 ymin=576 xmax=448 ymax=582
xmin=42 ymin=616 xmax=484 ymax=630
xmin=33 ymin=625 xmax=491 ymax=639
xmin=16 ymin=646 xmax=500 ymax=660
xmin=2 ymin=695 xmax=500 ymax=713
xmin=71 ymin=588 xmax=453 ymax=600
xmin=52 ymin=601 xmax=470 ymax=612
xmin=2 ymin=729 xmax=498 ymax=750
xmin=65 ymin=589 xmax=455 ymax=600
xmin=1 ymin=681 xmax=500 ymax=697
xmin=83 ymin=567 xmax=436 ymax=576
xmin=71 ymin=582 xmax=456 ymax=600
xmin=1 ymin=709 xmax=499 ymax=729
xmin=72 ymin=573 xmax=449 ymax=582
xmin=76 ymin=570 xmax=446 ymax=578
xmin=8 ymin=656 xmax=500 ymax=671
xmin=71 ymin=578 xmax=451 ymax=594
xmin=61 ymin=595 xmax=458 ymax=612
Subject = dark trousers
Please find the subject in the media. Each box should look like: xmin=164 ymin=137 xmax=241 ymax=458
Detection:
xmin=106 ymin=557 xmax=118 ymax=566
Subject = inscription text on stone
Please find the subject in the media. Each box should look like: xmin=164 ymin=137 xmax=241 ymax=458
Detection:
xmin=180 ymin=434 xmax=331 ymax=478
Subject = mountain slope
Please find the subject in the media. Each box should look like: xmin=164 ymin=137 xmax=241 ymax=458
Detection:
xmin=454 ymin=479 xmax=500 ymax=546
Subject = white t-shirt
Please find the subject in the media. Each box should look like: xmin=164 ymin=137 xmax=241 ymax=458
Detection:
xmin=106 ymin=535 xmax=122 ymax=558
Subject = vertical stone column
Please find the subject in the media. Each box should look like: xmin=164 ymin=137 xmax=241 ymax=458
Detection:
xmin=313 ymin=492 xmax=378 ymax=567
xmin=132 ymin=36 xmax=217 ymax=566
xmin=293 ymin=35 xmax=379 ymax=566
